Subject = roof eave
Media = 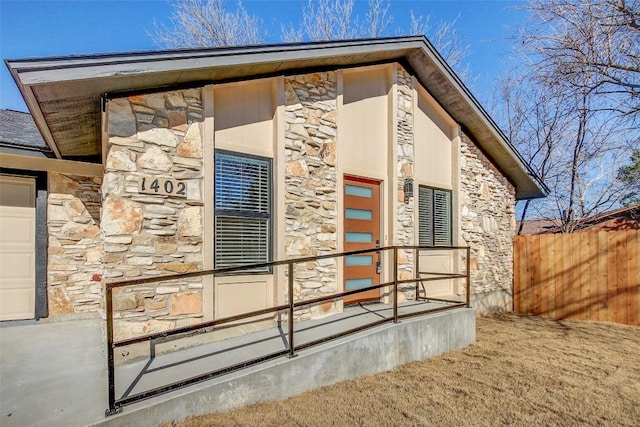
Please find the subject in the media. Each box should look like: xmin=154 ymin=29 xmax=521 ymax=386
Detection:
xmin=5 ymin=36 xmax=547 ymax=199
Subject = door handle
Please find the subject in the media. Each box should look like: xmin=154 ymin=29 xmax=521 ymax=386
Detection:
xmin=375 ymin=239 xmax=381 ymax=274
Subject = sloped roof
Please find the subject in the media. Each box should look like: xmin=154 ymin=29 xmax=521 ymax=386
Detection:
xmin=5 ymin=36 xmax=547 ymax=199
xmin=0 ymin=109 xmax=49 ymax=151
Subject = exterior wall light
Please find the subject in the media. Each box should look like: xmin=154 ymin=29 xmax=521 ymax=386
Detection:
xmin=404 ymin=178 xmax=414 ymax=202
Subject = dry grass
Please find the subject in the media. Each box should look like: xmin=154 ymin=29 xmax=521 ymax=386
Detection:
xmin=168 ymin=314 xmax=640 ymax=427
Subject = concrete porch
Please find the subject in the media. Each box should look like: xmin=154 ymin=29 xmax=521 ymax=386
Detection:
xmin=0 ymin=301 xmax=475 ymax=427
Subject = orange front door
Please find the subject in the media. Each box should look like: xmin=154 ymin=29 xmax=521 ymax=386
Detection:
xmin=343 ymin=176 xmax=381 ymax=305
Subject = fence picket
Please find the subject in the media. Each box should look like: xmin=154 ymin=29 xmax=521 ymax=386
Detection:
xmin=514 ymin=230 xmax=639 ymax=326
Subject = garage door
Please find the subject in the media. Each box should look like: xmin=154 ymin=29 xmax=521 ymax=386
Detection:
xmin=0 ymin=175 xmax=36 ymax=321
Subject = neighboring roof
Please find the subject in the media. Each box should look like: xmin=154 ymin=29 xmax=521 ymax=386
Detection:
xmin=517 ymin=219 xmax=562 ymax=235
xmin=521 ymin=205 xmax=640 ymax=234
xmin=0 ymin=109 xmax=50 ymax=153
xmin=5 ymin=36 xmax=547 ymax=199
xmin=542 ymin=205 xmax=640 ymax=234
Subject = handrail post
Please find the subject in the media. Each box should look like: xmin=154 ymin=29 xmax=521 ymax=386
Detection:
xmin=466 ymin=246 xmax=471 ymax=308
xmin=415 ymin=247 xmax=420 ymax=300
xmin=287 ymin=263 xmax=296 ymax=358
xmin=393 ymin=247 xmax=399 ymax=323
xmin=105 ymin=285 xmax=121 ymax=416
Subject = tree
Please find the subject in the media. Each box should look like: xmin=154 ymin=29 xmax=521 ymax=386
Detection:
xmin=499 ymin=0 xmax=639 ymax=232
xmin=407 ymin=12 xmax=470 ymax=79
xmin=150 ymin=0 xmax=471 ymax=78
xmin=282 ymin=0 xmax=392 ymax=42
xmin=496 ymin=75 xmax=567 ymax=234
xmin=617 ymin=149 xmax=640 ymax=206
xmin=148 ymin=0 xmax=261 ymax=48
xmin=521 ymin=0 xmax=640 ymax=126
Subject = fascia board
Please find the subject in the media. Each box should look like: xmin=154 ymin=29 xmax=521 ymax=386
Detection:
xmin=6 ymin=38 xmax=424 ymax=85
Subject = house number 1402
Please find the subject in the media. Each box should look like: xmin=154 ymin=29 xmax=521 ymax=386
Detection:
xmin=138 ymin=176 xmax=187 ymax=198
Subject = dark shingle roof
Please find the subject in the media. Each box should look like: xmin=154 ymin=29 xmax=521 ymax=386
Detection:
xmin=0 ymin=109 xmax=49 ymax=150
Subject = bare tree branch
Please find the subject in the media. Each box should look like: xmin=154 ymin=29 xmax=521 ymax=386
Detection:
xmin=148 ymin=0 xmax=261 ymax=48
xmin=520 ymin=0 xmax=640 ymax=125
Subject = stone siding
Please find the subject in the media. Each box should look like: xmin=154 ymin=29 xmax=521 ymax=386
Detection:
xmin=459 ymin=133 xmax=516 ymax=305
xmin=104 ymin=90 xmax=205 ymax=340
xmin=284 ymin=72 xmax=338 ymax=319
xmin=395 ymin=65 xmax=416 ymax=301
xmin=47 ymin=173 xmax=103 ymax=317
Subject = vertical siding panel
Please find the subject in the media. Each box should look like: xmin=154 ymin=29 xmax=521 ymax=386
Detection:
xmin=539 ymin=234 xmax=551 ymax=317
xmin=560 ymin=233 xmax=572 ymax=319
xmin=615 ymin=231 xmax=628 ymax=324
xmin=607 ymin=232 xmax=619 ymax=323
xmin=547 ymin=234 xmax=557 ymax=318
xmin=513 ymin=236 xmax=523 ymax=313
xmin=523 ymin=235 xmax=534 ymax=314
xmin=635 ymin=230 xmax=640 ymax=326
xmin=625 ymin=230 xmax=638 ymax=326
xmin=572 ymin=233 xmax=583 ymax=319
xmin=597 ymin=231 xmax=610 ymax=322
xmin=562 ymin=234 xmax=576 ymax=319
xmin=554 ymin=235 xmax=564 ymax=319
xmin=578 ymin=232 xmax=590 ymax=320
xmin=587 ymin=232 xmax=599 ymax=320
xmin=532 ymin=234 xmax=542 ymax=315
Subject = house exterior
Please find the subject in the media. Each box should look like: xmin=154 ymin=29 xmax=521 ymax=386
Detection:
xmin=2 ymin=37 xmax=546 ymax=337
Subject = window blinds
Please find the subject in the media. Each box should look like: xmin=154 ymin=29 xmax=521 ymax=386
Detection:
xmin=214 ymin=152 xmax=270 ymax=269
xmin=418 ymin=186 xmax=452 ymax=246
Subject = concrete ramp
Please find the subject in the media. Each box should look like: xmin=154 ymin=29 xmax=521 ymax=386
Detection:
xmin=102 ymin=305 xmax=475 ymax=426
xmin=0 ymin=304 xmax=475 ymax=427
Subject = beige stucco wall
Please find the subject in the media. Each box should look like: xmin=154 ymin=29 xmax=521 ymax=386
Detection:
xmin=213 ymin=80 xmax=275 ymax=158
xmin=413 ymin=81 xmax=461 ymax=297
xmin=209 ymin=79 xmax=277 ymax=322
xmin=414 ymin=85 xmax=455 ymax=189
xmin=340 ymin=66 xmax=390 ymax=180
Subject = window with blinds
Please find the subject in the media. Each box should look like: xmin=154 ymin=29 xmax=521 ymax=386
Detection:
xmin=418 ymin=186 xmax=452 ymax=247
xmin=214 ymin=151 xmax=271 ymax=271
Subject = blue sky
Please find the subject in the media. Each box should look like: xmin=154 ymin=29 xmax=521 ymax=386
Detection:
xmin=0 ymin=0 xmax=526 ymax=112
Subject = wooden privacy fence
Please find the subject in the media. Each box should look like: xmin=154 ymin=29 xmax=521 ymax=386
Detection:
xmin=514 ymin=230 xmax=639 ymax=326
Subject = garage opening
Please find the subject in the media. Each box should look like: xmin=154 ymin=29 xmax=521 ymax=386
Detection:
xmin=0 ymin=174 xmax=36 ymax=321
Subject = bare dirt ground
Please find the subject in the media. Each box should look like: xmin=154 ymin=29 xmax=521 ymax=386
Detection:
xmin=168 ymin=313 xmax=640 ymax=427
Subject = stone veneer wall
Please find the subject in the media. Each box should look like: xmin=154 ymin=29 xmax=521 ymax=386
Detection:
xmin=459 ymin=133 xmax=516 ymax=312
xmin=284 ymin=72 xmax=339 ymax=319
xmin=47 ymin=173 xmax=102 ymax=317
xmin=395 ymin=65 xmax=416 ymax=301
xmin=104 ymin=90 xmax=205 ymax=340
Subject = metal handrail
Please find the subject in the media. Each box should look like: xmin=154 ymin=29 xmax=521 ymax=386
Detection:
xmin=105 ymin=245 xmax=471 ymax=416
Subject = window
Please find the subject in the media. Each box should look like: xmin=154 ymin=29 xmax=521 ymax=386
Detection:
xmin=214 ymin=151 xmax=271 ymax=271
xmin=418 ymin=186 xmax=452 ymax=246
